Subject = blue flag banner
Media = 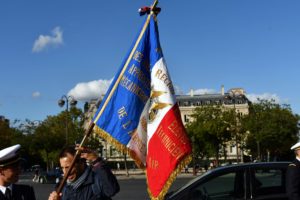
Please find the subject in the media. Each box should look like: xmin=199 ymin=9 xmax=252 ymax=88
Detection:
xmin=93 ymin=14 xmax=161 ymax=166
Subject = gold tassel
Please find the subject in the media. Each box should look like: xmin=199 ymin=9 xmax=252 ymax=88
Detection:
xmin=94 ymin=126 xmax=146 ymax=169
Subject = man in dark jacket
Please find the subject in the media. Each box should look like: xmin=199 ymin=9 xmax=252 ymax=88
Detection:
xmin=286 ymin=142 xmax=300 ymax=200
xmin=48 ymin=146 xmax=119 ymax=200
xmin=0 ymin=144 xmax=36 ymax=200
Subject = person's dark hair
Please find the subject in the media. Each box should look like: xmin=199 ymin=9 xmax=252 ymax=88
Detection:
xmin=59 ymin=146 xmax=86 ymax=164
xmin=59 ymin=146 xmax=76 ymax=158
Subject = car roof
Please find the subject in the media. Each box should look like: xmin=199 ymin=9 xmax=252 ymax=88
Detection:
xmin=209 ymin=161 xmax=290 ymax=172
xmin=167 ymin=161 xmax=291 ymax=199
xmin=193 ymin=161 xmax=289 ymax=181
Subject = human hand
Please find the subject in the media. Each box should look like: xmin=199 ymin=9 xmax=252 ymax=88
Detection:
xmin=75 ymin=145 xmax=98 ymax=162
xmin=48 ymin=191 xmax=62 ymax=200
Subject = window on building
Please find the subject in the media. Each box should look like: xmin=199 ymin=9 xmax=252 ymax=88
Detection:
xmin=205 ymin=100 xmax=211 ymax=105
xmin=184 ymin=115 xmax=189 ymax=123
xmin=184 ymin=101 xmax=190 ymax=106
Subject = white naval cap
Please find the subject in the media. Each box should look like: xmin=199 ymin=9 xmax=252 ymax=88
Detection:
xmin=291 ymin=142 xmax=300 ymax=151
xmin=0 ymin=144 xmax=21 ymax=167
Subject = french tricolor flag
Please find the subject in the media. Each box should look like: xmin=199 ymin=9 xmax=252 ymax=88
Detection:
xmin=146 ymin=57 xmax=192 ymax=199
xmin=93 ymin=11 xmax=192 ymax=200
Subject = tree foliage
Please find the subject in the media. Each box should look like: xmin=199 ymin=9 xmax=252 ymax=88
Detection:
xmin=186 ymin=99 xmax=299 ymax=165
xmin=242 ymin=99 xmax=299 ymax=161
xmin=1 ymin=106 xmax=90 ymax=170
xmin=186 ymin=105 xmax=235 ymax=165
xmin=2 ymin=98 xmax=299 ymax=170
xmin=32 ymin=107 xmax=85 ymax=169
xmin=0 ymin=119 xmax=13 ymax=149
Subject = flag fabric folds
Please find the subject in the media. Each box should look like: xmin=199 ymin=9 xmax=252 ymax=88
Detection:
xmin=93 ymin=12 xmax=192 ymax=200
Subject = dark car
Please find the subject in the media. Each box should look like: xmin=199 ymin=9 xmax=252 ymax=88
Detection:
xmin=166 ymin=162 xmax=290 ymax=200
xmin=38 ymin=168 xmax=63 ymax=184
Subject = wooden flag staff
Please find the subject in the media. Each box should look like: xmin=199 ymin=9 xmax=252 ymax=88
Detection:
xmin=55 ymin=122 xmax=95 ymax=194
xmin=55 ymin=0 xmax=159 ymax=196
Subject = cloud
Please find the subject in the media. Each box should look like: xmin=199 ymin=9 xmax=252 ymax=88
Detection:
xmin=175 ymin=87 xmax=218 ymax=95
xmin=32 ymin=91 xmax=41 ymax=98
xmin=187 ymin=88 xmax=216 ymax=95
xmin=174 ymin=85 xmax=184 ymax=95
xmin=68 ymin=79 xmax=113 ymax=101
xmin=246 ymin=93 xmax=281 ymax=103
xmin=183 ymin=89 xmax=283 ymax=105
xmin=32 ymin=26 xmax=63 ymax=53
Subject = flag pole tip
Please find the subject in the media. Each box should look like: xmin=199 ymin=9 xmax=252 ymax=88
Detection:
xmin=138 ymin=5 xmax=161 ymax=16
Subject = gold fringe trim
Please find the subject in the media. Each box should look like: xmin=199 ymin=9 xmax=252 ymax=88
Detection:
xmin=94 ymin=126 xmax=146 ymax=169
xmin=94 ymin=126 xmax=192 ymax=200
xmin=147 ymin=154 xmax=192 ymax=200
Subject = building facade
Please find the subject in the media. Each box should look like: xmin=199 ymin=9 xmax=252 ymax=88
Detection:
xmin=177 ymin=87 xmax=249 ymax=124
xmin=177 ymin=86 xmax=251 ymax=163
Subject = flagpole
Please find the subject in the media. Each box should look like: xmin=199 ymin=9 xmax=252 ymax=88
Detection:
xmin=56 ymin=0 xmax=159 ymax=196
xmin=152 ymin=0 xmax=159 ymax=9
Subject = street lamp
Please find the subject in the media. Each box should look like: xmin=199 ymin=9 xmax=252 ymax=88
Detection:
xmin=58 ymin=95 xmax=77 ymax=145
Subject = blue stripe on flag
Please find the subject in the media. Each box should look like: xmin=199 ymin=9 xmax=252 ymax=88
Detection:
xmin=93 ymin=15 xmax=162 ymax=145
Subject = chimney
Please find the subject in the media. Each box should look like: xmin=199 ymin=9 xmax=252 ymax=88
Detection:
xmin=221 ymin=85 xmax=225 ymax=95
xmin=190 ymin=89 xmax=194 ymax=97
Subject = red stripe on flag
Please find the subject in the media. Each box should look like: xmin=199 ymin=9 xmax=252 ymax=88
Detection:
xmin=147 ymin=104 xmax=192 ymax=198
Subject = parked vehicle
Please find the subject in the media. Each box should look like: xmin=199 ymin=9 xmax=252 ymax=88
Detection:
xmin=165 ymin=162 xmax=290 ymax=200
xmin=38 ymin=168 xmax=63 ymax=184
xmin=31 ymin=165 xmax=41 ymax=182
xmin=30 ymin=164 xmax=41 ymax=172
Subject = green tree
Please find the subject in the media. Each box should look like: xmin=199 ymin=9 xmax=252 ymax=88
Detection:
xmin=242 ymin=99 xmax=299 ymax=161
xmin=0 ymin=119 xmax=13 ymax=149
xmin=0 ymin=107 xmax=89 ymax=170
xmin=13 ymin=120 xmax=42 ymax=168
xmin=187 ymin=105 xmax=235 ymax=166
xmin=32 ymin=107 xmax=85 ymax=170
xmin=0 ymin=119 xmax=43 ymax=168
